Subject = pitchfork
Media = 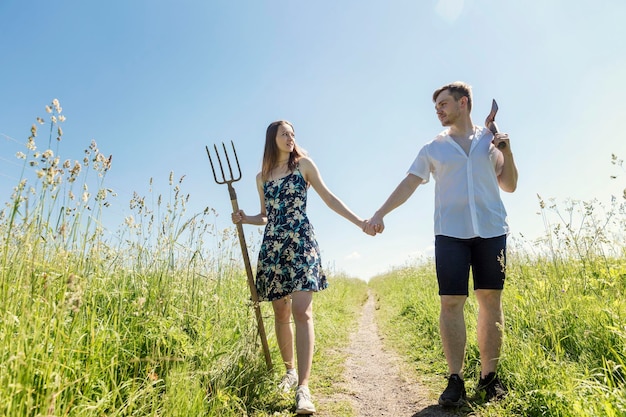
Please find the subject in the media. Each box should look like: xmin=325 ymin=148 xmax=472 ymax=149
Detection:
xmin=206 ymin=141 xmax=273 ymax=371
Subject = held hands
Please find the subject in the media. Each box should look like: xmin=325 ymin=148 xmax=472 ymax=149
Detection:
xmin=361 ymin=214 xmax=384 ymax=236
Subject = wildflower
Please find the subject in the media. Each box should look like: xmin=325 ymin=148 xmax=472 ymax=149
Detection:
xmin=96 ymin=189 xmax=107 ymax=201
xmin=27 ymin=138 xmax=36 ymax=151
xmin=59 ymin=115 xmax=66 ymax=122
xmin=71 ymin=161 xmax=81 ymax=175
xmin=45 ymin=105 xmax=52 ymax=113
xmin=82 ymin=191 xmax=89 ymax=202
xmin=65 ymin=273 xmax=83 ymax=314
xmin=68 ymin=164 xmax=80 ymax=183
xmin=537 ymin=194 xmax=545 ymax=209
xmin=125 ymin=215 xmax=135 ymax=227
xmin=45 ymin=169 xmax=55 ymax=185
xmin=16 ymin=152 xmax=26 ymax=159
xmin=51 ymin=99 xmax=62 ymax=114
xmin=42 ymin=149 xmax=54 ymax=159
xmin=36 ymin=117 xmax=44 ymax=124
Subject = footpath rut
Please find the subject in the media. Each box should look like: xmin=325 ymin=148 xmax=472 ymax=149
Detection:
xmin=318 ymin=291 xmax=457 ymax=417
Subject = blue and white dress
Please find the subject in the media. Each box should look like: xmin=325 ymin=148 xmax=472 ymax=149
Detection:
xmin=255 ymin=165 xmax=328 ymax=302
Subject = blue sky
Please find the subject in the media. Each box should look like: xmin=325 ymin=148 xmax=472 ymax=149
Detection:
xmin=1 ymin=1 xmax=625 ymax=280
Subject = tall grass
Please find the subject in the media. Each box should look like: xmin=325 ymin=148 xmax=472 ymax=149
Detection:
xmin=0 ymin=100 xmax=271 ymax=416
xmin=370 ymin=180 xmax=626 ymax=416
xmin=0 ymin=101 xmax=368 ymax=416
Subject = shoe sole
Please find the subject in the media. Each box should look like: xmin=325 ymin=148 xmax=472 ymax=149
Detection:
xmin=296 ymin=408 xmax=316 ymax=415
xmin=438 ymin=397 xmax=465 ymax=407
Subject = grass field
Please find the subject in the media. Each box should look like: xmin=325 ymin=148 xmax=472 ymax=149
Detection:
xmin=2 ymin=102 xmax=625 ymax=416
xmin=0 ymin=101 xmax=370 ymax=416
xmin=370 ymin=196 xmax=626 ymax=416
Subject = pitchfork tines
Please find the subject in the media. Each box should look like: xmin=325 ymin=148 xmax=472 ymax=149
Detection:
xmin=206 ymin=141 xmax=242 ymax=185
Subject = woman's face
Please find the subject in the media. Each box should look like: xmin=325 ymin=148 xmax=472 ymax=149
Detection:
xmin=275 ymin=123 xmax=295 ymax=155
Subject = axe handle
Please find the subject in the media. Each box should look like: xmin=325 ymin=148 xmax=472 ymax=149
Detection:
xmin=489 ymin=121 xmax=506 ymax=149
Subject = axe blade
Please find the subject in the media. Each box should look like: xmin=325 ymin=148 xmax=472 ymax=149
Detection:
xmin=485 ymin=99 xmax=499 ymax=135
xmin=485 ymin=99 xmax=507 ymax=149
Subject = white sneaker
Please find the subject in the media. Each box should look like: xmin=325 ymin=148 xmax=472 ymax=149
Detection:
xmin=295 ymin=385 xmax=316 ymax=414
xmin=278 ymin=371 xmax=298 ymax=392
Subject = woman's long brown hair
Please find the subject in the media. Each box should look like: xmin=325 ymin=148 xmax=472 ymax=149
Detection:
xmin=261 ymin=120 xmax=306 ymax=181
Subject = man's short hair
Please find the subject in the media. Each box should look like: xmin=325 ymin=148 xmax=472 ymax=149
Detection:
xmin=433 ymin=81 xmax=473 ymax=112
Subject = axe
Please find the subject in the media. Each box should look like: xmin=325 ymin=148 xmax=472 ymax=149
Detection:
xmin=485 ymin=99 xmax=506 ymax=150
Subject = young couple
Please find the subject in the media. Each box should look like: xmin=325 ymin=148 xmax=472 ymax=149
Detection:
xmin=232 ymin=81 xmax=519 ymax=414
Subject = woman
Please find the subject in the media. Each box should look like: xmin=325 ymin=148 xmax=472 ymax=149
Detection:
xmin=232 ymin=120 xmax=371 ymax=414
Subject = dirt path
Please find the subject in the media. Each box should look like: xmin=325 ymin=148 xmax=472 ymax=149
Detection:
xmin=319 ymin=291 xmax=457 ymax=417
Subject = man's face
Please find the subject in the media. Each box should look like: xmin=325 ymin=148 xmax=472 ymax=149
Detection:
xmin=435 ymin=90 xmax=461 ymax=127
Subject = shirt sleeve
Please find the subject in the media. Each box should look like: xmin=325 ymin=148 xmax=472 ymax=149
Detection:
xmin=407 ymin=145 xmax=431 ymax=184
xmin=491 ymin=146 xmax=505 ymax=176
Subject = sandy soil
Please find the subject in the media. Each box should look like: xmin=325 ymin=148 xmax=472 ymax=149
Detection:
xmin=317 ymin=291 xmax=458 ymax=417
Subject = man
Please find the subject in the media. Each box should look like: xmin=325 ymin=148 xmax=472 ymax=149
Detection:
xmin=367 ymin=81 xmax=518 ymax=406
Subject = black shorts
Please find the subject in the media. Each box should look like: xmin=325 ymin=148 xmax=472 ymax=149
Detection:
xmin=434 ymin=235 xmax=507 ymax=296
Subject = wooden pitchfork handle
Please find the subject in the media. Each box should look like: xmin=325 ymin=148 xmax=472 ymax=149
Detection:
xmin=206 ymin=143 xmax=273 ymax=371
xmin=227 ymin=183 xmax=273 ymax=371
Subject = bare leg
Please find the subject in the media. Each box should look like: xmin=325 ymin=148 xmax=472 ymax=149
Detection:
xmin=475 ymin=289 xmax=504 ymax=378
xmin=291 ymin=291 xmax=314 ymax=386
xmin=439 ymin=295 xmax=467 ymax=377
xmin=272 ymin=296 xmax=295 ymax=370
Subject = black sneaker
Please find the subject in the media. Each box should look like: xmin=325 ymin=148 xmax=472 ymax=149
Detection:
xmin=477 ymin=372 xmax=507 ymax=402
xmin=438 ymin=374 xmax=466 ymax=407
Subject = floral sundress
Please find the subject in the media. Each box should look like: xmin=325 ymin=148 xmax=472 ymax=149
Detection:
xmin=255 ymin=165 xmax=328 ymax=302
